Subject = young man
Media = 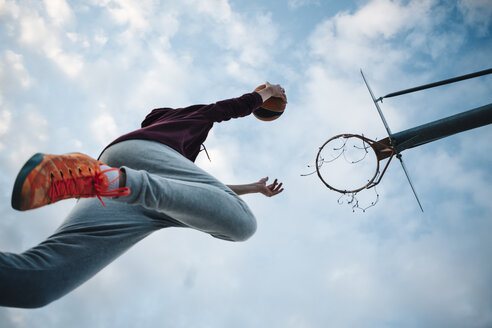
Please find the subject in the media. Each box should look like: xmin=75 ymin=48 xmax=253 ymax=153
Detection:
xmin=1 ymin=82 xmax=286 ymax=308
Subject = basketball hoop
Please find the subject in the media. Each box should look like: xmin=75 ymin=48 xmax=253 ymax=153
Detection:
xmin=307 ymin=68 xmax=491 ymax=212
xmin=315 ymin=134 xmax=395 ymax=194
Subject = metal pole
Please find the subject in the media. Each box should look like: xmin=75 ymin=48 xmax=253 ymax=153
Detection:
xmin=361 ymin=69 xmax=392 ymax=135
xmin=391 ymin=103 xmax=492 ymax=153
xmin=361 ymin=70 xmax=425 ymax=210
xmin=396 ymin=154 xmax=424 ymax=212
xmin=379 ymin=68 xmax=492 ymax=101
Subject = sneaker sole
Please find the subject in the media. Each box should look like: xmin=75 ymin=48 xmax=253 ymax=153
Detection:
xmin=11 ymin=153 xmax=44 ymax=211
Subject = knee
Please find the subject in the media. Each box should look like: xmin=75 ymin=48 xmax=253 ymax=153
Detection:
xmin=233 ymin=214 xmax=257 ymax=241
xmin=215 ymin=213 xmax=257 ymax=242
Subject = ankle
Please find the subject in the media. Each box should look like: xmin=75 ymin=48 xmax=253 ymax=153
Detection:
xmin=119 ymin=169 xmax=126 ymax=188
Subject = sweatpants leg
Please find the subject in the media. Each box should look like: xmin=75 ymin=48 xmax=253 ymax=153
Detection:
xmin=0 ymin=199 xmax=176 ymax=308
xmin=107 ymin=140 xmax=257 ymax=241
xmin=0 ymin=140 xmax=256 ymax=308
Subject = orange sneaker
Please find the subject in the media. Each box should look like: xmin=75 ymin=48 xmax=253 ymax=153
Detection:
xmin=11 ymin=152 xmax=130 ymax=211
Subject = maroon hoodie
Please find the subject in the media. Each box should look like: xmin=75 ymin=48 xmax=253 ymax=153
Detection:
xmin=102 ymin=92 xmax=263 ymax=162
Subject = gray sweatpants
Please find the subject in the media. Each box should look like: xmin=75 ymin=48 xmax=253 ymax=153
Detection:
xmin=0 ymin=140 xmax=257 ymax=308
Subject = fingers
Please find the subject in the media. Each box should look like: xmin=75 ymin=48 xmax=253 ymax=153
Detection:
xmin=271 ymin=85 xmax=285 ymax=99
xmin=272 ymin=188 xmax=284 ymax=196
xmin=266 ymin=179 xmax=276 ymax=189
xmin=268 ymin=186 xmax=284 ymax=196
xmin=256 ymin=177 xmax=285 ymax=197
xmin=264 ymin=82 xmax=287 ymax=103
xmin=279 ymin=91 xmax=287 ymax=103
xmin=266 ymin=178 xmax=284 ymax=197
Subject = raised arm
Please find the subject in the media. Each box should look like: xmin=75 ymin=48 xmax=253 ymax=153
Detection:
xmin=227 ymin=177 xmax=284 ymax=197
xmin=204 ymin=82 xmax=287 ymax=122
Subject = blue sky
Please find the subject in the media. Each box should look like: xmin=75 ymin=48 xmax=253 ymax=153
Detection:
xmin=0 ymin=0 xmax=491 ymax=327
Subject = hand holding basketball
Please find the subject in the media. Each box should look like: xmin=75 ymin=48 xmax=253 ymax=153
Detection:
xmin=253 ymin=82 xmax=287 ymax=121
xmin=255 ymin=82 xmax=287 ymax=105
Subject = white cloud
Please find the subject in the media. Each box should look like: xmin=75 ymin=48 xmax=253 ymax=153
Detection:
xmin=338 ymin=0 xmax=417 ymax=39
xmin=414 ymin=148 xmax=492 ymax=212
xmin=0 ymin=110 xmax=12 ymax=151
xmin=128 ymin=48 xmax=195 ymax=109
xmin=19 ymin=13 xmax=50 ymax=46
xmin=26 ymin=111 xmax=49 ymax=142
xmin=308 ymin=0 xmax=443 ymax=74
xmin=104 ymin=0 xmax=152 ymax=32
xmin=43 ymin=0 xmax=74 ymax=27
xmin=288 ymin=0 xmax=320 ymax=10
xmin=19 ymin=11 xmax=84 ymax=77
xmin=229 ymin=13 xmax=279 ymax=67
xmin=0 ymin=0 xmax=19 ymax=18
xmin=458 ymin=0 xmax=492 ymax=35
xmin=2 ymin=50 xmax=31 ymax=88
xmin=94 ymin=31 xmax=108 ymax=45
xmin=195 ymin=131 xmax=242 ymax=183
xmin=207 ymin=11 xmax=279 ymax=68
xmin=178 ymin=0 xmax=280 ymax=68
xmin=66 ymin=32 xmax=90 ymax=47
xmin=225 ymin=58 xmax=262 ymax=83
xmin=90 ymin=111 xmax=119 ymax=146
xmin=51 ymin=51 xmax=84 ymax=77
xmin=2 ymin=111 xmax=51 ymax=171
xmin=183 ymin=0 xmax=233 ymax=23
xmin=0 ymin=110 xmax=11 ymax=135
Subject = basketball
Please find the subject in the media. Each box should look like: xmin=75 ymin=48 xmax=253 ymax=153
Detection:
xmin=253 ymin=84 xmax=286 ymax=121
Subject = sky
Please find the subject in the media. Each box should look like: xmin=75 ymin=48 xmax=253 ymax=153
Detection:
xmin=0 ymin=0 xmax=491 ymax=327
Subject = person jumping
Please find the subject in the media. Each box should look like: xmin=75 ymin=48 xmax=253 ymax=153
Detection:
xmin=1 ymin=82 xmax=287 ymax=308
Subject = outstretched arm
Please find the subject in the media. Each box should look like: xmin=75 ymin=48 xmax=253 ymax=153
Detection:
xmin=198 ymin=81 xmax=287 ymax=123
xmin=227 ymin=177 xmax=284 ymax=197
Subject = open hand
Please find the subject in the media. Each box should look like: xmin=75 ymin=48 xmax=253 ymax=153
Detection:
xmin=256 ymin=177 xmax=284 ymax=197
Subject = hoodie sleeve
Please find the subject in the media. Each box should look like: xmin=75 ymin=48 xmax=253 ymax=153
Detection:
xmin=200 ymin=92 xmax=263 ymax=123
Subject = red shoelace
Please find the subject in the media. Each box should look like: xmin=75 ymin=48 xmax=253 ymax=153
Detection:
xmin=49 ymin=167 xmax=130 ymax=206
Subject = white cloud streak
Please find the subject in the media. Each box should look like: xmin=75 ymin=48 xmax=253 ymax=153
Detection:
xmin=1 ymin=50 xmax=31 ymax=90
xmin=458 ymin=0 xmax=492 ymax=35
xmin=12 ymin=3 xmax=84 ymax=77
xmin=43 ymin=0 xmax=73 ymax=27
xmin=104 ymin=0 xmax=151 ymax=32
xmin=288 ymin=0 xmax=320 ymax=10
xmin=90 ymin=111 xmax=119 ymax=146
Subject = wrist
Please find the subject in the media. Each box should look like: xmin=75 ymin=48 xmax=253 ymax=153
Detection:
xmin=245 ymin=182 xmax=261 ymax=194
xmin=227 ymin=183 xmax=259 ymax=196
xmin=256 ymin=88 xmax=273 ymax=103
